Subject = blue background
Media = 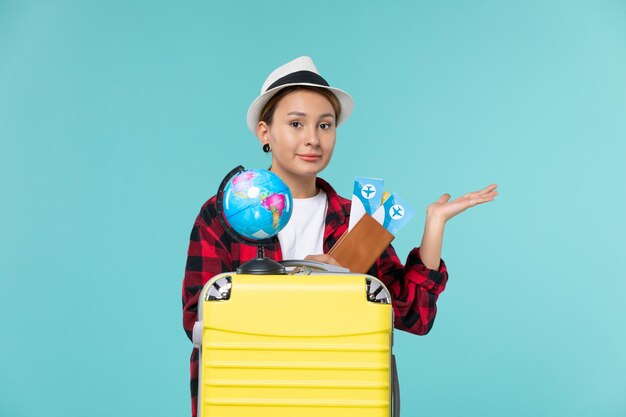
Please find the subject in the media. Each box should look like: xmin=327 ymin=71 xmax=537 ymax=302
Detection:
xmin=1 ymin=1 xmax=625 ymax=416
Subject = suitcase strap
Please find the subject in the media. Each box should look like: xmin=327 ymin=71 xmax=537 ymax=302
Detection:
xmin=280 ymin=259 xmax=350 ymax=273
xmin=392 ymin=354 xmax=400 ymax=417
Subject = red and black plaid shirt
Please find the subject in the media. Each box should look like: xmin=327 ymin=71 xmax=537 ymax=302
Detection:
xmin=182 ymin=177 xmax=448 ymax=417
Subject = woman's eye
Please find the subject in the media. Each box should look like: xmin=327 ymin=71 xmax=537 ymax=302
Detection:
xmin=290 ymin=121 xmax=302 ymax=128
xmin=320 ymin=123 xmax=332 ymax=130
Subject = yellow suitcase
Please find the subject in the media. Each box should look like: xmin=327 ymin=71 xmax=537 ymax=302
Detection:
xmin=192 ymin=261 xmax=399 ymax=417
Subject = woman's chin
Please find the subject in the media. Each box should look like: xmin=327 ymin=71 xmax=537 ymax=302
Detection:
xmin=297 ymin=161 xmax=328 ymax=176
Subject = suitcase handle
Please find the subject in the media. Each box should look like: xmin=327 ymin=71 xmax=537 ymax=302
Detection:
xmin=392 ymin=354 xmax=400 ymax=417
xmin=280 ymin=259 xmax=350 ymax=273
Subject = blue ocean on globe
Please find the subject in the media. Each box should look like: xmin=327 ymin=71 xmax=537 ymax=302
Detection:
xmin=222 ymin=169 xmax=293 ymax=241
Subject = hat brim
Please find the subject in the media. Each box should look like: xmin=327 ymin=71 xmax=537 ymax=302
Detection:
xmin=246 ymin=83 xmax=354 ymax=135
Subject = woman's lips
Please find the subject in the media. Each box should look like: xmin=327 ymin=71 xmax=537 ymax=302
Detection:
xmin=297 ymin=154 xmax=322 ymax=162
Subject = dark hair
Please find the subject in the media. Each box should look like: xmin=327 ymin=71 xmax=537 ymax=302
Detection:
xmin=259 ymin=86 xmax=342 ymax=126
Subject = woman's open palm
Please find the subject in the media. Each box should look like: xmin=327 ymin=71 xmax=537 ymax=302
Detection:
xmin=427 ymin=184 xmax=498 ymax=222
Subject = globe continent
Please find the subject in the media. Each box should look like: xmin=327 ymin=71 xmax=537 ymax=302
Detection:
xmin=222 ymin=169 xmax=293 ymax=241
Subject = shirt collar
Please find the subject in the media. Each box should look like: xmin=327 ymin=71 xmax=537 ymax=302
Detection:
xmin=316 ymin=177 xmax=349 ymax=229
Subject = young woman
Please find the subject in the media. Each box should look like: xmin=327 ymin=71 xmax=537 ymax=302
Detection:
xmin=182 ymin=56 xmax=497 ymax=416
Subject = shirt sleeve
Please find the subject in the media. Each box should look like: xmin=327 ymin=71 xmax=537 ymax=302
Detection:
xmin=372 ymin=245 xmax=448 ymax=335
xmin=182 ymin=201 xmax=232 ymax=341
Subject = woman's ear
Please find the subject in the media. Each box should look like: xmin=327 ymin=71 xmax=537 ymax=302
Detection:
xmin=256 ymin=121 xmax=269 ymax=146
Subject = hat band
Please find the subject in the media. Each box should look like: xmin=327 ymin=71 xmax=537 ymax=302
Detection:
xmin=266 ymin=70 xmax=329 ymax=92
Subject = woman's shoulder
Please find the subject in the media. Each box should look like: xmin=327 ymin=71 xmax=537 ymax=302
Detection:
xmin=195 ymin=194 xmax=221 ymax=227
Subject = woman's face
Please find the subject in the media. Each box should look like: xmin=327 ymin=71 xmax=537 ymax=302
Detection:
xmin=261 ymin=89 xmax=337 ymax=181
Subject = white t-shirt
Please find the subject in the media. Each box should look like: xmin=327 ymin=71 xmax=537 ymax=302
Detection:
xmin=278 ymin=189 xmax=327 ymax=260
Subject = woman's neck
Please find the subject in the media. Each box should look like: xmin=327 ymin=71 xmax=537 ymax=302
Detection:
xmin=270 ymin=168 xmax=318 ymax=199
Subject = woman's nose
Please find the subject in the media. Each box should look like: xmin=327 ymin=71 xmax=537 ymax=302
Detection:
xmin=305 ymin=125 xmax=320 ymax=146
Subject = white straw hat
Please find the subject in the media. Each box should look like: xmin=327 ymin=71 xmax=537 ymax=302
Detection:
xmin=246 ymin=56 xmax=354 ymax=135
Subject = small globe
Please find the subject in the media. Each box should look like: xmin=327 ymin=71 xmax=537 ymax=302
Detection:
xmin=222 ymin=169 xmax=293 ymax=241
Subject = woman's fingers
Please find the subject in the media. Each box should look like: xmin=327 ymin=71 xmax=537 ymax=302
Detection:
xmin=457 ymin=188 xmax=498 ymax=207
xmin=478 ymin=184 xmax=498 ymax=195
xmin=438 ymin=193 xmax=451 ymax=203
xmin=430 ymin=184 xmax=498 ymax=220
xmin=472 ymin=193 xmax=497 ymax=205
xmin=465 ymin=184 xmax=498 ymax=199
xmin=304 ymin=254 xmax=342 ymax=267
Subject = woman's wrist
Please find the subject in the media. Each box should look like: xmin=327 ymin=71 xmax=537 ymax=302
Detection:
xmin=425 ymin=210 xmax=447 ymax=226
xmin=420 ymin=213 xmax=445 ymax=270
